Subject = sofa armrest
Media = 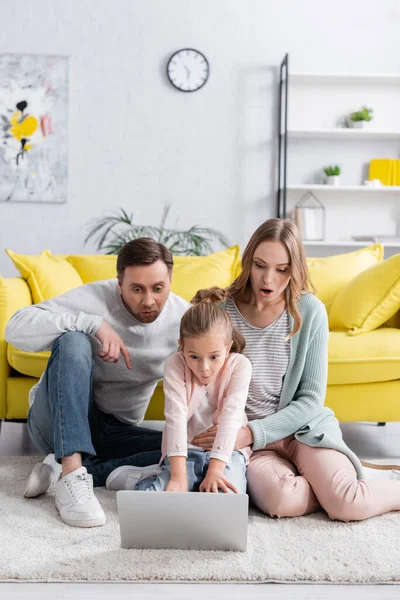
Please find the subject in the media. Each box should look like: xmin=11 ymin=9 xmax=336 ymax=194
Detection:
xmin=0 ymin=277 xmax=33 ymax=418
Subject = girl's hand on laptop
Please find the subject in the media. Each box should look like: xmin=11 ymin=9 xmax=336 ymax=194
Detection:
xmin=200 ymin=458 xmax=238 ymax=494
xmin=166 ymin=478 xmax=188 ymax=493
xmin=96 ymin=320 xmax=132 ymax=369
xmin=200 ymin=472 xmax=238 ymax=494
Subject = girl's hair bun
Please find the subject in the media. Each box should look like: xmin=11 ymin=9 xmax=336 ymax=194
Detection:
xmin=191 ymin=287 xmax=228 ymax=305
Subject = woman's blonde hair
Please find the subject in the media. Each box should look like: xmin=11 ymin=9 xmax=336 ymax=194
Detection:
xmin=228 ymin=218 xmax=315 ymax=339
xmin=180 ymin=287 xmax=246 ymax=353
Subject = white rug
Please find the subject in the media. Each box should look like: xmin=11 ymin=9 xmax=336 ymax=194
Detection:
xmin=1 ymin=456 xmax=400 ymax=584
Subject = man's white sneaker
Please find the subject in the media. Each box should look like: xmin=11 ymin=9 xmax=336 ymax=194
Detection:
xmin=106 ymin=464 xmax=162 ymax=491
xmin=55 ymin=466 xmax=106 ymax=528
xmin=24 ymin=454 xmax=62 ymax=498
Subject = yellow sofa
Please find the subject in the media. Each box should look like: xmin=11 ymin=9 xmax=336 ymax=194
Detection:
xmin=1 ymin=243 xmax=400 ymax=429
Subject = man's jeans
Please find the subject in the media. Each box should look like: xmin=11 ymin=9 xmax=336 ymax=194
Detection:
xmin=136 ymin=450 xmax=247 ymax=494
xmin=27 ymin=332 xmax=162 ymax=486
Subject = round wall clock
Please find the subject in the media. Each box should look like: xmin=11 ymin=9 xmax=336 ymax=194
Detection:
xmin=167 ymin=48 xmax=210 ymax=92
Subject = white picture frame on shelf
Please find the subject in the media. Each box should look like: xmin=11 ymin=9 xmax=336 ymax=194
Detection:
xmin=294 ymin=192 xmax=325 ymax=241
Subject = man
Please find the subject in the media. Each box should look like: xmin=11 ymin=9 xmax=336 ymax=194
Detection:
xmin=5 ymin=238 xmax=189 ymax=528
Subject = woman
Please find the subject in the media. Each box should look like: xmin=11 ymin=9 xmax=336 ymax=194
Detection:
xmin=192 ymin=218 xmax=400 ymax=521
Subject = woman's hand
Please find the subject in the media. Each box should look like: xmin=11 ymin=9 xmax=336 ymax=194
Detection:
xmin=234 ymin=426 xmax=254 ymax=449
xmin=200 ymin=470 xmax=238 ymax=494
xmin=166 ymin=477 xmax=188 ymax=493
xmin=191 ymin=425 xmax=254 ymax=450
xmin=191 ymin=425 xmax=218 ymax=450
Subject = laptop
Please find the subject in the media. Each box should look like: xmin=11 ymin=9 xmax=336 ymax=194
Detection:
xmin=116 ymin=490 xmax=249 ymax=551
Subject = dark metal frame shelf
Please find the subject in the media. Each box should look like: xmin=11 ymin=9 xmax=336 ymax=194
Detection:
xmin=277 ymin=53 xmax=289 ymax=218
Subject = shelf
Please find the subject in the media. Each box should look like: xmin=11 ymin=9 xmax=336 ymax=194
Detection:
xmin=286 ymin=185 xmax=400 ymax=193
xmin=302 ymin=240 xmax=400 ymax=248
xmin=277 ymin=56 xmax=400 ymax=248
xmin=287 ymin=129 xmax=400 ymax=140
xmin=290 ymin=72 xmax=400 ymax=85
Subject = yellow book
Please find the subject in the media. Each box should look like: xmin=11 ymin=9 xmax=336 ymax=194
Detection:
xmin=368 ymin=159 xmax=393 ymax=185
xmin=395 ymin=159 xmax=400 ymax=186
xmin=390 ymin=159 xmax=395 ymax=186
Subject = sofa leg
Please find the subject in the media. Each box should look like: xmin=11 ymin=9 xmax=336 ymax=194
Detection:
xmin=377 ymin=422 xmax=386 ymax=426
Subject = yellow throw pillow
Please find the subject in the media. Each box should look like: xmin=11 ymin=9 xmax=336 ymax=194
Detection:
xmin=329 ymin=254 xmax=400 ymax=335
xmin=171 ymin=245 xmax=241 ymax=301
xmin=67 ymin=255 xmax=117 ymax=283
xmin=6 ymin=249 xmax=83 ymax=304
xmin=306 ymin=244 xmax=383 ymax=312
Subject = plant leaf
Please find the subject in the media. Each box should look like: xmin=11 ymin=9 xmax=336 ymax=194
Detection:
xmin=84 ymin=203 xmax=230 ymax=256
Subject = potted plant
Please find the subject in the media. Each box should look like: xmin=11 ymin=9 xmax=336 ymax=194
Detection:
xmin=348 ymin=106 xmax=373 ymax=129
xmin=323 ymin=165 xmax=341 ymax=186
xmin=84 ymin=203 xmax=230 ymax=256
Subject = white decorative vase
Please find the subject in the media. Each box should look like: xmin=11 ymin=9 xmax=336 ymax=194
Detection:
xmin=326 ymin=176 xmax=340 ymax=186
xmin=350 ymin=120 xmax=366 ymax=129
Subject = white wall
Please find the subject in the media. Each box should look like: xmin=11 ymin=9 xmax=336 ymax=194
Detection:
xmin=0 ymin=0 xmax=399 ymax=276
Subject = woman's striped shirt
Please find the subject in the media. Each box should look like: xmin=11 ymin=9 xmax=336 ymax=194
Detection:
xmin=225 ymin=298 xmax=291 ymax=420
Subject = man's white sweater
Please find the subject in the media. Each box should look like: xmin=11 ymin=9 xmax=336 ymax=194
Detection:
xmin=5 ymin=279 xmax=189 ymax=425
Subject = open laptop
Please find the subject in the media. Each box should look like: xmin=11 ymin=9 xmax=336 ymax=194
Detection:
xmin=117 ymin=490 xmax=249 ymax=551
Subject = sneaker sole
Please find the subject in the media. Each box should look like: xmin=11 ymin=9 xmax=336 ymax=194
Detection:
xmin=55 ymin=498 xmax=107 ymax=528
xmin=105 ymin=464 xmax=162 ymax=490
xmin=24 ymin=463 xmax=51 ymax=498
xmin=362 ymin=461 xmax=400 ymax=471
xmin=105 ymin=465 xmax=132 ymax=490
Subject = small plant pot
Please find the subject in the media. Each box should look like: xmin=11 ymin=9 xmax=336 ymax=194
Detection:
xmin=326 ymin=176 xmax=340 ymax=186
xmin=349 ymin=120 xmax=367 ymax=129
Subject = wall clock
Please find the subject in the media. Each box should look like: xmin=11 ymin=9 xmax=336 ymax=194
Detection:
xmin=167 ymin=48 xmax=209 ymax=92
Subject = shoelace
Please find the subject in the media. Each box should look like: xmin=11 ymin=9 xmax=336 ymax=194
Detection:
xmin=66 ymin=473 xmax=94 ymax=504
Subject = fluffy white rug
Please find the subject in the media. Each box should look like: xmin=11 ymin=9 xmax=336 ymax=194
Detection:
xmin=1 ymin=456 xmax=400 ymax=584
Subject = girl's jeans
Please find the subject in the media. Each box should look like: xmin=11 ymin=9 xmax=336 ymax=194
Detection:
xmin=27 ymin=331 xmax=162 ymax=486
xmin=136 ymin=449 xmax=247 ymax=494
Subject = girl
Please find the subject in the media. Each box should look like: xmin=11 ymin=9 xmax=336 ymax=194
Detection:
xmin=106 ymin=288 xmax=252 ymax=494
xmin=191 ymin=218 xmax=400 ymax=520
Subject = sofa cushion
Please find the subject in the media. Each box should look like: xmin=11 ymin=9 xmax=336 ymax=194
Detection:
xmin=66 ymin=254 xmax=117 ymax=283
xmin=328 ymin=328 xmax=400 ymax=385
xmin=329 ymin=254 xmax=400 ymax=335
xmin=6 ymin=246 xmax=241 ymax=304
xmin=67 ymin=246 xmax=241 ymax=301
xmin=7 ymin=345 xmax=50 ymax=378
xmin=306 ymin=244 xmax=383 ymax=312
xmin=6 ymin=249 xmax=83 ymax=304
xmin=170 ymin=245 xmax=241 ymax=301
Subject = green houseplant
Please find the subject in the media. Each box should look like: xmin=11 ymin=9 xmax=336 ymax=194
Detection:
xmin=84 ymin=204 xmax=230 ymax=256
xmin=323 ymin=165 xmax=341 ymax=186
xmin=348 ymin=106 xmax=373 ymax=128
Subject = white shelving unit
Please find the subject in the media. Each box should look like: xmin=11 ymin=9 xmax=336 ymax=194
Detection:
xmin=302 ymin=239 xmax=400 ymax=259
xmin=287 ymin=184 xmax=400 ymax=193
xmin=290 ymin=73 xmax=400 ymax=85
xmin=287 ymin=129 xmax=400 ymax=140
xmin=277 ymin=55 xmax=400 ymax=254
xmin=303 ymin=240 xmax=400 ymax=248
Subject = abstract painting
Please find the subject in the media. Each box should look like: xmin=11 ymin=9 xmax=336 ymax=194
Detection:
xmin=0 ymin=54 xmax=68 ymax=203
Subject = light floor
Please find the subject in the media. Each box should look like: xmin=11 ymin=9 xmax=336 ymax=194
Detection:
xmin=1 ymin=420 xmax=399 ymax=599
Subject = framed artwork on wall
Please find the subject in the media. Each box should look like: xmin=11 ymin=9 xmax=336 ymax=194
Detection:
xmin=0 ymin=53 xmax=68 ymax=203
